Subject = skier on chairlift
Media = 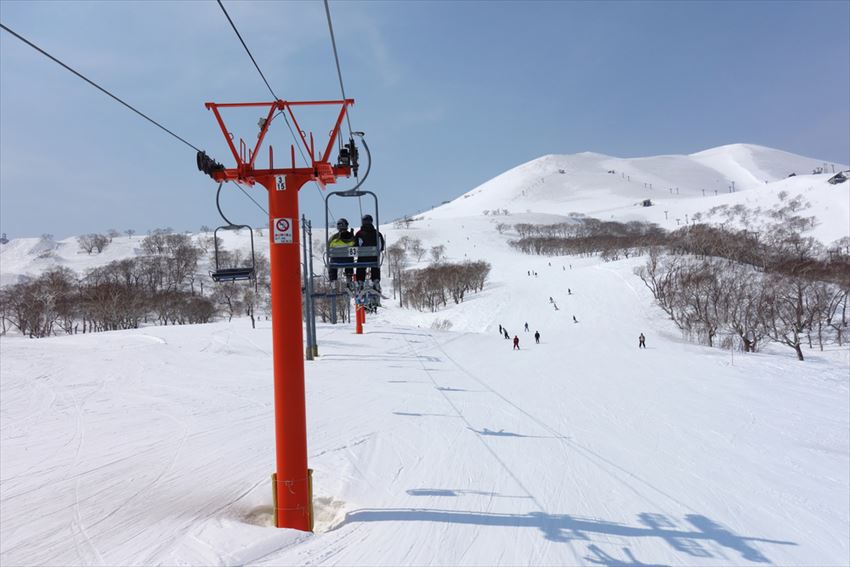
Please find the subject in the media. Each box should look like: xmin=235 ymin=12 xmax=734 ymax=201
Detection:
xmin=328 ymin=218 xmax=355 ymax=289
xmin=355 ymin=214 xmax=385 ymax=292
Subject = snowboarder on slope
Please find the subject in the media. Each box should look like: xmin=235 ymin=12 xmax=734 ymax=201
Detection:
xmin=504 ymin=329 xmax=510 ymax=340
xmin=534 ymin=331 xmax=540 ymax=344
xmin=524 ymin=322 xmax=529 ymax=332
xmin=513 ymin=336 xmax=520 ymax=350
xmin=639 ymin=333 xmax=646 ymax=348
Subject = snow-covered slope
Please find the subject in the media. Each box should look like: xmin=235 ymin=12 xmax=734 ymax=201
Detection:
xmin=1 ymin=142 xmax=848 ymax=566
xmin=2 ymin=257 xmax=847 ymax=566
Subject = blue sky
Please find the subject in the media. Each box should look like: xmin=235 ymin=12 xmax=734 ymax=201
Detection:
xmin=1 ymin=0 xmax=848 ymax=238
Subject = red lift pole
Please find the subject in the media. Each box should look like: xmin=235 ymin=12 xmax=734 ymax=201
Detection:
xmin=203 ymin=99 xmax=354 ymax=531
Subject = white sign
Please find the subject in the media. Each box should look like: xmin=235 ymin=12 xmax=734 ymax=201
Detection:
xmin=275 ymin=175 xmax=286 ymax=191
xmin=273 ymin=217 xmax=293 ymax=244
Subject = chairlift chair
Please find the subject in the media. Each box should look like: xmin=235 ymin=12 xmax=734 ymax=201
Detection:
xmin=210 ymin=224 xmax=256 ymax=283
xmin=324 ymin=189 xmax=383 ymax=273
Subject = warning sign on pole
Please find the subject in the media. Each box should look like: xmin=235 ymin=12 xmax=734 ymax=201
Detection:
xmin=273 ymin=218 xmax=293 ymax=244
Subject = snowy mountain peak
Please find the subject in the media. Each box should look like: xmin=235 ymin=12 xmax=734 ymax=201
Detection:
xmin=422 ymin=144 xmax=848 ymax=243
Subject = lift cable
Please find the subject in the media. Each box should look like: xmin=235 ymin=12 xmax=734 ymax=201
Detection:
xmin=236 ymin=184 xmax=268 ymax=216
xmin=216 ymin=0 xmax=278 ymax=101
xmin=0 ymin=22 xmax=202 ymax=153
xmin=216 ymin=0 xmax=307 ymax=166
xmin=216 ymin=181 xmax=268 ymax=223
xmin=216 ymin=2 xmax=334 ymax=221
xmin=2 ymin=20 xmax=264 ymax=223
xmin=323 ymin=0 xmax=353 ymax=139
xmin=323 ymin=0 xmax=369 ymax=223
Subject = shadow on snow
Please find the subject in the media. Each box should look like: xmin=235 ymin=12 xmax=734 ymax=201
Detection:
xmin=333 ymin=508 xmax=794 ymax=564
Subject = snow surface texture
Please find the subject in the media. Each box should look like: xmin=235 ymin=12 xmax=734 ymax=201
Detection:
xmin=1 ymin=143 xmax=849 ymax=566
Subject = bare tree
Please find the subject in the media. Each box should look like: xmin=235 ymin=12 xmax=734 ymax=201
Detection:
xmin=386 ymin=243 xmax=408 ymax=306
xmin=761 ymin=276 xmax=814 ymax=361
xmin=401 ymin=261 xmax=490 ymax=311
xmin=77 ymin=233 xmax=110 ymax=254
xmin=411 ymin=239 xmax=426 ymax=262
xmin=430 ymin=244 xmax=446 ymax=263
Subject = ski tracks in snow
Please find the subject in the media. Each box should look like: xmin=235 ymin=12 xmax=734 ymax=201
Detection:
xmin=437 ymin=330 xmax=695 ymax=513
xmin=45 ymin=371 xmax=108 ymax=566
xmin=399 ymin=330 xmax=585 ymax=564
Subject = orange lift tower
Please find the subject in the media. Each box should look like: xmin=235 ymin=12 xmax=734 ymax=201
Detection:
xmin=198 ymin=99 xmax=355 ymax=530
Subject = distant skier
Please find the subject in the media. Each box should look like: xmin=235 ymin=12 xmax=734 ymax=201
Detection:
xmin=534 ymin=331 xmax=540 ymax=344
xmin=554 ymin=303 xmax=559 ymax=310
xmin=524 ymin=322 xmax=529 ymax=332
xmin=513 ymin=335 xmax=520 ymax=350
xmin=572 ymin=315 xmax=578 ymax=323
xmin=499 ymin=324 xmax=503 ymax=335
xmin=549 ymin=296 xmax=553 ymax=303
xmin=504 ymin=329 xmax=510 ymax=340
xmin=568 ymin=288 xmax=572 ymax=295
xmin=639 ymin=333 xmax=646 ymax=348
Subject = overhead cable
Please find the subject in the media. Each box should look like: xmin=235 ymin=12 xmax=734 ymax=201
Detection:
xmin=0 ymin=22 xmax=202 ymax=153
xmin=323 ymin=0 xmax=353 ymax=138
xmin=216 ymin=0 xmax=279 ymax=101
xmin=214 ymin=2 xmax=338 ymax=221
xmin=235 ymin=184 xmax=268 ymax=216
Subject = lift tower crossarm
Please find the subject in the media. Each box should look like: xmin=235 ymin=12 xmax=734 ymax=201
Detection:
xmin=205 ymin=99 xmax=354 ymax=185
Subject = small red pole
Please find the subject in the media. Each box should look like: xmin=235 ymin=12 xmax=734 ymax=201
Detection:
xmin=356 ymin=305 xmax=364 ymax=334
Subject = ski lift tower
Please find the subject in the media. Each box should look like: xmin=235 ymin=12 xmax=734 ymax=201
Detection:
xmin=199 ymin=99 xmax=354 ymax=531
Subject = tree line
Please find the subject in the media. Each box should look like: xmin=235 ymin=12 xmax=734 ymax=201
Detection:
xmin=0 ymin=231 xmax=267 ymax=338
xmin=507 ymin=208 xmax=849 ymax=360
xmin=635 ymin=252 xmax=847 ymax=360
xmin=399 ymin=261 xmax=490 ymax=312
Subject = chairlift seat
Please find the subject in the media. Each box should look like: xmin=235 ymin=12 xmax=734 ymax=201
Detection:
xmin=327 ymin=246 xmax=381 ymax=269
xmin=324 ymin=189 xmax=384 ymax=274
xmin=211 ymin=223 xmax=257 ymax=284
xmin=211 ymin=267 xmax=255 ymax=283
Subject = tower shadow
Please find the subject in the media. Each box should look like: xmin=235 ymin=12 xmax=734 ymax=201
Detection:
xmin=334 ymin=508 xmax=794 ymax=564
